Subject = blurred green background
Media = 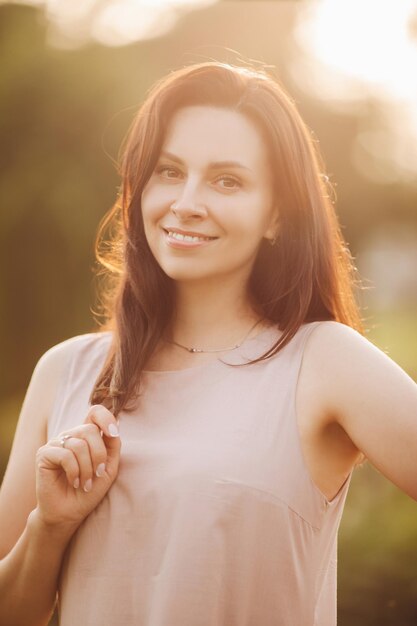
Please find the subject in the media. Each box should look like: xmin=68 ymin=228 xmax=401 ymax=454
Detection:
xmin=0 ymin=2 xmax=416 ymax=625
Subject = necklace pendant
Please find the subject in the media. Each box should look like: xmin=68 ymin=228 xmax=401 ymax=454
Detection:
xmin=189 ymin=347 xmax=202 ymax=353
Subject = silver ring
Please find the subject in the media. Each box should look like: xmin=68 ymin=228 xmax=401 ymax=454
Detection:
xmin=59 ymin=434 xmax=72 ymax=448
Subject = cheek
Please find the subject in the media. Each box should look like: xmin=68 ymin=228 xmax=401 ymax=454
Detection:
xmin=141 ymin=190 xmax=165 ymax=226
xmin=140 ymin=199 xmax=160 ymax=245
xmin=143 ymin=178 xmax=174 ymax=203
xmin=223 ymin=207 xmax=268 ymax=240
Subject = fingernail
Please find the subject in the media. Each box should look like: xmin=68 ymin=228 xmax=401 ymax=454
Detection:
xmin=83 ymin=479 xmax=92 ymax=492
xmin=96 ymin=463 xmax=106 ymax=477
xmin=73 ymin=478 xmax=80 ymax=489
xmin=108 ymin=423 xmax=119 ymax=437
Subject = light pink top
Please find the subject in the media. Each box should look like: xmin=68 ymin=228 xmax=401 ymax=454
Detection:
xmin=48 ymin=321 xmax=352 ymax=626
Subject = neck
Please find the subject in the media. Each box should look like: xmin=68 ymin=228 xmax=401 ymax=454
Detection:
xmin=166 ymin=277 xmax=265 ymax=349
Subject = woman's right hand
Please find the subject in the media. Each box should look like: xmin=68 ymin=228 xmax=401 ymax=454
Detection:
xmin=33 ymin=404 xmax=122 ymax=531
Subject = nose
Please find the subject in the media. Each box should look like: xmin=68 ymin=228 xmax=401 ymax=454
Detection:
xmin=170 ymin=179 xmax=207 ymax=219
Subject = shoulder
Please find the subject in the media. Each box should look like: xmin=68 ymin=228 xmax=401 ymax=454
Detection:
xmin=303 ymin=319 xmax=363 ymax=340
xmin=302 ymin=319 xmax=387 ymax=385
xmin=302 ymin=319 xmax=415 ymax=426
xmin=36 ymin=331 xmax=112 ymax=372
xmin=303 ymin=320 xmax=417 ymax=500
xmin=299 ymin=319 xmax=381 ymax=428
xmin=302 ymin=320 xmax=376 ymax=362
xmin=33 ymin=331 xmax=112 ymax=407
xmin=303 ymin=319 xmax=389 ymax=369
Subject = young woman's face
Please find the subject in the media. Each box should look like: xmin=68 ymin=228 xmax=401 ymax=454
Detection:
xmin=141 ymin=105 xmax=278 ymax=285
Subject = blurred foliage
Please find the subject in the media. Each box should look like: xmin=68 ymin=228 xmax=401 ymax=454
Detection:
xmin=0 ymin=4 xmax=416 ymax=626
xmin=339 ymin=464 xmax=417 ymax=626
xmin=338 ymin=308 xmax=417 ymax=626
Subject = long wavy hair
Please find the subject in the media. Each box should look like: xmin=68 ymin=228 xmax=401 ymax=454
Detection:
xmin=89 ymin=61 xmax=365 ymax=418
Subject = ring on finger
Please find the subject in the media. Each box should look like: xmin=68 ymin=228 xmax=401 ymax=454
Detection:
xmin=59 ymin=434 xmax=73 ymax=448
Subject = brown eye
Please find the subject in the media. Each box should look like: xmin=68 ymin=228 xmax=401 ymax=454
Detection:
xmin=216 ymin=176 xmax=241 ymax=190
xmin=156 ymin=166 xmax=180 ymax=179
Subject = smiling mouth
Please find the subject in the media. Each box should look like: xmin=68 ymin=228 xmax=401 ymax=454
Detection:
xmin=163 ymin=228 xmax=218 ymax=243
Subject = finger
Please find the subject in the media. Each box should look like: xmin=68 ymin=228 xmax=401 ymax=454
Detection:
xmin=52 ymin=424 xmax=107 ymax=480
xmin=37 ymin=445 xmax=80 ymax=489
xmin=84 ymin=404 xmax=120 ymax=439
xmin=75 ymin=423 xmax=109 ymax=478
xmin=84 ymin=404 xmax=121 ymax=465
xmin=62 ymin=437 xmax=94 ymax=492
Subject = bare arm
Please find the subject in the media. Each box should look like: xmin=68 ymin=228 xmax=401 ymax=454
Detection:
xmin=311 ymin=321 xmax=417 ymax=501
xmin=0 ymin=335 xmax=121 ymax=625
xmin=0 ymin=340 xmax=73 ymax=558
xmin=0 ymin=510 xmax=78 ymax=626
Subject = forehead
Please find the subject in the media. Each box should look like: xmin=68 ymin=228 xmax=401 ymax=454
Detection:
xmin=161 ymin=106 xmax=269 ymax=169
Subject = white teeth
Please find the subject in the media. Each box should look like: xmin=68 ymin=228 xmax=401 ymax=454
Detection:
xmin=167 ymin=231 xmax=214 ymax=242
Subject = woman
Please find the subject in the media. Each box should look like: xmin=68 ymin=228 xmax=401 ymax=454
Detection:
xmin=0 ymin=61 xmax=416 ymax=626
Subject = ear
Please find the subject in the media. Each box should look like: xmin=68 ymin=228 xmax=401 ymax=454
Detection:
xmin=263 ymin=207 xmax=280 ymax=241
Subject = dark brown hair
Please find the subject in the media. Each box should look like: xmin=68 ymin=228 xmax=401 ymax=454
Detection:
xmin=89 ymin=61 xmax=365 ymax=417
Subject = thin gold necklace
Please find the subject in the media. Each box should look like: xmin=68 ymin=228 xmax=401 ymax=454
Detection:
xmin=163 ymin=318 xmax=266 ymax=353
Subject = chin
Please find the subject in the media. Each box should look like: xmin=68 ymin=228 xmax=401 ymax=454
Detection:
xmin=161 ymin=268 xmax=213 ymax=282
xmin=156 ymin=258 xmax=215 ymax=281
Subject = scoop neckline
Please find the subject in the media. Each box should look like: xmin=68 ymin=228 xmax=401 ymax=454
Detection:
xmin=141 ymin=324 xmax=280 ymax=375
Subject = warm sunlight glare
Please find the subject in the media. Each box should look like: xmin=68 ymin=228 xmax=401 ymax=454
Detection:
xmin=0 ymin=0 xmax=217 ymax=47
xmin=296 ymin=0 xmax=417 ymax=101
xmin=292 ymin=0 xmax=417 ymax=183
xmin=91 ymin=0 xmax=216 ymax=46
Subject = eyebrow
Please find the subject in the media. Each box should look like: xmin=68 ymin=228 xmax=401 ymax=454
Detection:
xmin=159 ymin=151 xmax=253 ymax=172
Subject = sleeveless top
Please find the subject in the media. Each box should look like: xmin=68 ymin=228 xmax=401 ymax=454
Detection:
xmin=47 ymin=321 xmax=353 ymax=626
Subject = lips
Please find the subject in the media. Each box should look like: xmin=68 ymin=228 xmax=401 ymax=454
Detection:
xmin=162 ymin=228 xmax=219 ymax=249
xmin=162 ymin=227 xmax=218 ymax=240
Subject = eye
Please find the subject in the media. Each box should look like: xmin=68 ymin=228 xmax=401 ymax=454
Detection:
xmin=155 ymin=165 xmax=241 ymax=190
xmin=215 ymin=176 xmax=241 ymax=191
xmin=155 ymin=165 xmax=181 ymax=179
